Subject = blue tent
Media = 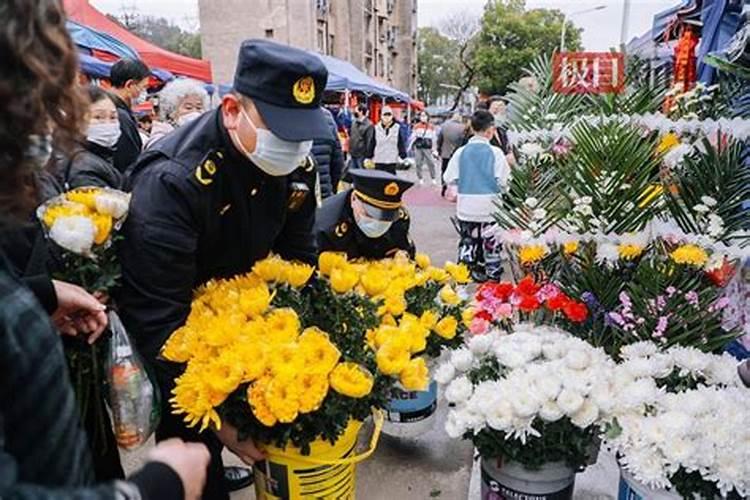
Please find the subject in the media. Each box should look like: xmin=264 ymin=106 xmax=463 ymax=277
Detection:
xmin=697 ymin=0 xmax=745 ymax=83
xmin=76 ymin=52 xmax=174 ymax=82
xmin=652 ymin=0 xmax=702 ymax=41
xmin=66 ymin=20 xmax=138 ymax=59
xmin=311 ymin=52 xmax=410 ymax=102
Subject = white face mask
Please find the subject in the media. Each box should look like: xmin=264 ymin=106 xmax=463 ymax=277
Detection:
xmin=355 ymin=213 xmax=392 ymax=238
xmin=232 ymin=107 xmax=312 ymax=176
xmin=133 ymin=89 xmax=148 ymax=106
xmin=176 ymin=111 xmax=202 ymax=127
xmin=87 ymin=122 xmax=121 ymax=149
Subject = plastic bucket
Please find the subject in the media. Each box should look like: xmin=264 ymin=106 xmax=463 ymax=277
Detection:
xmin=480 ymin=457 xmax=576 ymax=500
xmin=618 ymin=470 xmax=681 ymax=500
xmin=383 ymin=380 xmax=438 ymax=437
xmin=254 ymin=411 xmax=384 ymax=499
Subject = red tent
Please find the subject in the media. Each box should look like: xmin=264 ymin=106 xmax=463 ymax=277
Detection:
xmin=63 ymin=0 xmax=212 ymax=82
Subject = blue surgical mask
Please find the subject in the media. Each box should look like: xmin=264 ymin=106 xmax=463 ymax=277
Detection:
xmin=233 ymin=107 xmax=312 ymax=176
xmin=355 ymin=213 xmax=392 ymax=238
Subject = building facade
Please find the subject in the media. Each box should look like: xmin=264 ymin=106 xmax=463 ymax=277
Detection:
xmin=199 ymin=0 xmax=417 ymax=96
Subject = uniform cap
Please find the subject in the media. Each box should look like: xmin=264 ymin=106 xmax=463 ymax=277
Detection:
xmin=350 ymin=169 xmax=413 ymax=221
xmin=233 ymin=39 xmax=330 ymax=142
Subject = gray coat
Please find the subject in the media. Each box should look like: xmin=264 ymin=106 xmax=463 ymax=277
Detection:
xmin=437 ymin=119 xmax=466 ymax=160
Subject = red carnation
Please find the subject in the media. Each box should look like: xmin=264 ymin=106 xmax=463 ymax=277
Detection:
xmin=518 ymin=294 xmax=541 ymax=312
xmin=546 ymin=293 xmax=571 ymax=312
xmin=491 ymin=282 xmax=515 ymax=301
xmin=516 ymin=276 xmax=540 ymax=296
xmin=476 ymin=309 xmax=493 ymax=322
xmin=563 ymin=302 xmax=589 ymax=323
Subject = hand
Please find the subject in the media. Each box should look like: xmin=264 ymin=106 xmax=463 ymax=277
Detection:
xmin=214 ymin=422 xmax=266 ymax=465
xmin=51 ymin=280 xmax=108 ymax=343
xmin=147 ymin=439 xmax=210 ymax=500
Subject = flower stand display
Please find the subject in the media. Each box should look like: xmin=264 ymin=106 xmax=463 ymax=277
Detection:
xmin=481 ymin=458 xmax=576 ymax=500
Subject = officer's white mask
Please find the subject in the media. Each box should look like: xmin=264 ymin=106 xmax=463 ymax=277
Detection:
xmin=353 ymin=197 xmax=393 ymax=238
xmin=232 ymin=106 xmax=312 ymax=177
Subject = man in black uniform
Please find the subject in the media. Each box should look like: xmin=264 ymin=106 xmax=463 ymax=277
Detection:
xmin=315 ymin=169 xmax=416 ymax=259
xmin=117 ymin=40 xmax=330 ymax=500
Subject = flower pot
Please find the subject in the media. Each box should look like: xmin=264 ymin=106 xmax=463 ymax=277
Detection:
xmin=382 ymin=380 xmax=438 ymax=438
xmin=480 ymin=457 xmax=576 ymax=500
xmin=254 ymin=412 xmax=383 ymax=499
xmin=618 ymin=469 xmax=680 ymax=500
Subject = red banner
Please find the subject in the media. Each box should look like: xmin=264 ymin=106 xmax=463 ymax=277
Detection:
xmin=552 ymin=52 xmax=625 ymax=95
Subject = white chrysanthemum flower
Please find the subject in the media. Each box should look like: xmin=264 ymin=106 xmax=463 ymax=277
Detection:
xmin=589 ymin=382 xmax=615 ymax=416
xmin=532 ymin=208 xmax=547 ymax=220
xmin=542 ymin=342 xmax=564 ymax=360
xmin=617 ymin=378 xmax=659 ymax=411
xmin=524 ymin=197 xmax=539 ymax=208
xmin=704 ymin=354 xmax=742 ymax=387
xmin=467 ymin=333 xmax=495 ymax=356
xmin=693 ymin=203 xmax=710 ymax=214
xmin=445 ymin=409 xmax=469 ymax=438
xmin=556 ymin=389 xmax=584 ymax=415
xmin=511 ymin=391 xmax=541 ymax=419
xmin=445 ymin=376 xmax=473 ymax=404
xmin=450 ymin=348 xmax=474 ymax=372
xmin=49 ymin=215 xmax=96 ymax=255
xmin=433 ymin=362 xmax=456 ymax=385
xmin=669 ymin=346 xmax=710 ymax=375
xmin=535 ymin=375 xmax=562 ymax=401
xmin=570 ymin=400 xmax=599 ymax=429
xmin=519 ymin=142 xmax=544 ymax=157
xmin=620 ymin=341 xmax=659 ymax=360
xmin=620 ymin=358 xmax=657 ymax=379
xmin=94 ymin=192 xmax=130 ymax=218
xmin=539 ymin=400 xmax=564 ymax=422
xmin=595 ymin=242 xmax=619 ymax=266
xmin=565 ymin=349 xmax=591 ymax=371
xmin=701 ymin=195 xmax=718 ymax=207
xmin=496 ymin=348 xmax=532 ymax=369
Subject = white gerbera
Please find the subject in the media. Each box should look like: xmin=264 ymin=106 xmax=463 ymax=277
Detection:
xmin=433 ymin=362 xmax=456 ymax=385
xmin=556 ymin=389 xmax=584 ymax=415
xmin=450 ymin=348 xmax=474 ymax=372
xmin=49 ymin=215 xmax=96 ymax=255
xmin=445 ymin=376 xmax=473 ymax=404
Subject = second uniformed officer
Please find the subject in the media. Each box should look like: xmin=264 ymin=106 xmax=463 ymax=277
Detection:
xmin=315 ymin=168 xmax=416 ymax=259
xmin=117 ymin=40 xmax=330 ymax=500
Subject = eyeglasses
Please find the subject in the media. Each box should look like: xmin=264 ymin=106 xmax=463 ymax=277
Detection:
xmin=382 ymin=112 xmax=393 ymax=116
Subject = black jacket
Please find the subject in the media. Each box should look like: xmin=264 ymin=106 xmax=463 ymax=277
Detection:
xmin=118 ymin=108 xmax=318 ymax=365
xmin=312 ymin=109 xmax=345 ymax=199
xmin=56 ymin=142 xmax=126 ymax=190
xmin=315 ymin=189 xmax=415 ymax=259
xmin=349 ymin=118 xmax=375 ymax=159
xmin=112 ymin=94 xmax=143 ymax=174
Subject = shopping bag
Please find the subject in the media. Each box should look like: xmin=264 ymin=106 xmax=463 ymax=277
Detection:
xmin=106 ymin=310 xmax=160 ymax=449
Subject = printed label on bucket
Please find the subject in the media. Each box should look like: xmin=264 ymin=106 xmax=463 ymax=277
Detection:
xmin=481 ymin=468 xmax=574 ymax=500
xmin=385 ymin=380 xmax=438 ymax=423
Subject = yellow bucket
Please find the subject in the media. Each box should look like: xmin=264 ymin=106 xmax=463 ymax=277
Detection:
xmin=254 ymin=411 xmax=384 ymax=499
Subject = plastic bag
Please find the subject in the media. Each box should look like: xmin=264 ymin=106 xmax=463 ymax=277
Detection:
xmin=106 ymin=310 xmax=160 ymax=449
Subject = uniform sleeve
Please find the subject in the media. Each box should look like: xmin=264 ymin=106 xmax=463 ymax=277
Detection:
xmin=116 ymin=166 xmax=200 ymax=364
xmin=273 ymin=170 xmax=318 ymax=265
xmin=443 ymin=147 xmax=462 ymax=184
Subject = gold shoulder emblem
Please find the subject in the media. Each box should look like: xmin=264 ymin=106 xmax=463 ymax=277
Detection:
xmin=334 ymin=221 xmax=349 ymax=237
xmin=399 ymin=208 xmax=409 ymax=220
xmin=195 ymin=158 xmax=218 ymax=186
xmin=384 ymin=182 xmax=399 ymax=196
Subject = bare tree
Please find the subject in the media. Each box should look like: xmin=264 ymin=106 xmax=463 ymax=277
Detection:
xmin=440 ymin=13 xmax=480 ymax=112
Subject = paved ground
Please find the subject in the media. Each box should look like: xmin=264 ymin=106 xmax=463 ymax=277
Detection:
xmin=123 ymin=172 xmax=619 ymax=499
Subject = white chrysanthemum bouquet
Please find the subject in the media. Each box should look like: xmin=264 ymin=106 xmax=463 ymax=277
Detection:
xmin=436 ymin=325 xmax=618 ymax=470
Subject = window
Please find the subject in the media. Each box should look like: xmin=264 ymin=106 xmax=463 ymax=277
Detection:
xmin=377 ymin=54 xmax=384 ymax=78
xmin=265 ymin=29 xmax=274 ymax=38
xmin=328 ymin=34 xmax=335 ymax=56
xmin=317 ymin=28 xmax=325 ymax=52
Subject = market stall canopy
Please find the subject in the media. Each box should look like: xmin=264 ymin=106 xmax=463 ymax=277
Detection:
xmin=77 ymin=52 xmax=174 ymax=82
xmin=627 ymin=30 xmax=676 ymax=61
xmin=67 ymin=19 xmax=137 ymax=59
xmin=653 ymin=0 xmax=704 ymax=42
xmin=63 ymin=0 xmax=212 ymax=82
xmin=696 ymin=0 xmax=745 ymax=83
xmin=311 ymin=52 xmax=411 ymax=102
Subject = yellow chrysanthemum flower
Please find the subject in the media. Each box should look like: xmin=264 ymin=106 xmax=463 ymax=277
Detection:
xmin=426 ymin=266 xmax=450 ymax=283
xmin=238 ymin=283 xmax=272 ymax=318
xmin=162 ymin=326 xmax=192 ymax=363
xmin=265 ymin=376 xmax=301 ymax=423
xmin=415 ymin=253 xmax=431 ymax=269
xmin=445 ymin=261 xmax=471 ymax=284
xmin=379 ymin=293 xmax=407 ymax=316
xmin=657 ymin=132 xmax=680 ymax=154
xmin=563 ymin=241 xmax=579 ymax=255
xmin=91 ymin=213 xmax=113 ymax=245
xmin=461 ymin=307 xmax=475 ymax=328
xmin=65 ymin=188 xmax=102 ymax=210
xmin=41 ymin=203 xmax=90 ymax=229
xmin=298 ymin=327 xmax=341 ymax=374
xmin=233 ymin=342 xmax=268 ymax=382
xmin=171 ymin=378 xmax=222 ymax=431
xmin=284 ymin=262 xmax=315 ymax=288
xmin=671 ymin=244 xmax=709 ymax=267
xmin=380 ymin=314 xmax=398 ymax=327
xmin=439 ymin=285 xmax=460 ymax=306
xmin=247 ymin=377 xmax=278 ymax=427
xmin=252 ymin=255 xmax=286 ymax=282
xmin=265 ymin=308 xmax=301 ymax=344
xmin=414 ymin=272 xmax=430 ymax=286
xmin=519 ymin=244 xmax=548 ymax=265
xmin=399 ymin=357 xmax=429 ymax=391
xmin=330 ymin=265 xmax=359 ymax=293
xmin=319 ymin=252 xmax=348 ymax=275
xmin=268 ymin=342 xmax=302 ymax=378
xmin=434 ymin=316 xmax=458 ymax=340
xmin=376 ymin=341 xmax=411 ymax=375
xmin=618 ymin=244 xmax=644 ymax=261
xmin=205 ymin=353 xmax=245 ymax=395
xmin=420 ymin=310 xmax=439 ymax=330
xmin=297 ymin=373 xmax=329 ymax=413
xmin=360 ymin=267 xmax=388 ymax=296
xmin=203 ymin=314 xmax=242 ymax=347
xmin=329 ymin=362 xmax=374 ymax=398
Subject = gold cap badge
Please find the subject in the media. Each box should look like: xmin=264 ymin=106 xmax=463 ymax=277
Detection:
xmin=384 ymin=182 xmax=400 ymax=196
xmin=292 ymin=76 xmax=315 ymax=105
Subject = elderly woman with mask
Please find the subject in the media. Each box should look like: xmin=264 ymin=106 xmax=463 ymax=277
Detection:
xmin=146 ymin=78 xmax=210 ymax=149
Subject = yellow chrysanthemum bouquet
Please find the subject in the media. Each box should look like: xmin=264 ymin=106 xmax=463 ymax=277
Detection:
xmin=163 ymin=252 xmax=471 ymax=453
